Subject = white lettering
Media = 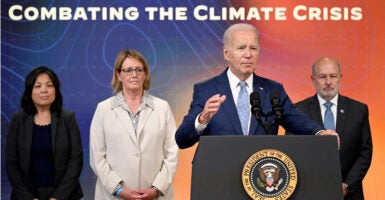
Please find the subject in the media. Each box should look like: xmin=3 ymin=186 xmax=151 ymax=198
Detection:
xmin=145 ymin=7 xmax=158 ymax=20
xmin=144 ymin=7 xmax=187 ymax=21
xmin=9 ymin=5 xmax=23 ymax=21
xmin=7 ymin=5 xmax=363 ymax=22
xmin=59 ymin=7 xmax=72 ymax=20
xmin=293 ymin=5 xmax=363 ymax=21
xmin=41 ymin=7 xmax=57 ymax=20
xmin=275 ymin=7 xmax=287 ymax=20
xmin=124 ymin=7 xmax=139 ymax=20
xmin=246 ymin=8 xmax=261 ymax=20
xmin=194 ymin=5 xmax=208 ymax=21
xmin=24 ymin=7 xmax=39 ymax=21
xmin=229 ymin=7 xmax=244 ymax=20
xmin=175 ymin=7 xmax=187 ymax=20
xmin=293 ymin=5 xmax=308 ymax=21
xmin=351 ymin=7 xmax=363 ymax=21
xmin=260 ymin=7 xmax=273 ymax=20
xmin=87 ymin=7 xmax=101 ymax=20
xmin=73 ymin=7 xmax=87 ymax=20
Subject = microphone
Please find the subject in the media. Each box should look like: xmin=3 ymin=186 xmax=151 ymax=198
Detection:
xmin=250 ymin=92 xmax=263 ymax=120
xmin=269 ymin=91 xmax=283 ymax=120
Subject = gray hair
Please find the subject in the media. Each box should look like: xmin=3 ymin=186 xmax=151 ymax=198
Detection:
xmin=223 ymin=23 xmax=260 ymax=47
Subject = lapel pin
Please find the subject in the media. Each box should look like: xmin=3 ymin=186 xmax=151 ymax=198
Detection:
xmin=340 ymin=109 xmax=344 ymax=113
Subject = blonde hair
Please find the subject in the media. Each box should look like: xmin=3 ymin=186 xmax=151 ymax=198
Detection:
xmin=111 ymin=50 xmax=151 ymax=93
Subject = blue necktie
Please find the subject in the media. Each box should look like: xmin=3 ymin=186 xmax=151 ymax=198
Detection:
xmin=237 ymin=81 xmax=249 ymax=135
xmin=323 ymin=101 xmax=335 ymax=130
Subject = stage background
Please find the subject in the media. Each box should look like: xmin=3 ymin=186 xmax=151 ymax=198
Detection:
xmin=2 ymin=0 xmax=384 ymax=199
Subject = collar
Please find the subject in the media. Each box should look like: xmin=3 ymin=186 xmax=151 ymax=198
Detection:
xmin=111 ymin=91 xmax=154 ymax=110
xmin=317 ymin=93 xmax=338 ymax=106
xmin=227 ymin=68 xmax=253 ymax=90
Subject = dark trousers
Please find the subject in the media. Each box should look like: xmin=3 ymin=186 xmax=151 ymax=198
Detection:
xmin=344 ymin=187 xmax=364 ymax=200
xmin=36 ymin=187 xmax=54 ymax=200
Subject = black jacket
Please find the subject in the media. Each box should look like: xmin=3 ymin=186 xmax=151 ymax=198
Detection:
xmin=288 ymin=94 xmax=372 ymax=200
xmin=5 ymin=110 xmax=83 ymax=200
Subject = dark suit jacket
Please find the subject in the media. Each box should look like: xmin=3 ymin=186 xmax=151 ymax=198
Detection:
xmin=175 ymin=68 xmax=324 ymax=149
xmin=290 ymin=94 xmax=373 ymax=200
xmin=5 ymin=110 xmax=84 ymax=200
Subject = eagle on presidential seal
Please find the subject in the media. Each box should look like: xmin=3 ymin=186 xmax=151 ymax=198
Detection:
xmin=257 ymin=163 xmax=284 ymax=192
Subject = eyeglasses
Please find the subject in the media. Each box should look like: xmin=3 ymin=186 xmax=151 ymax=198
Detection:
xmin=119 ymin=67 xmax=145 ymax=75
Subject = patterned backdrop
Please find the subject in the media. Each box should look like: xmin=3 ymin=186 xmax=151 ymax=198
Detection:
xmin=2 ymin=0 xmax=385 ymax=199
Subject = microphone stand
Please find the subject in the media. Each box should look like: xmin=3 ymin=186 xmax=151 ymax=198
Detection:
xmin=252 ymin=111 xmax=282 ymax=135
xmin=250 ymin=91 xmax=283 ymax=135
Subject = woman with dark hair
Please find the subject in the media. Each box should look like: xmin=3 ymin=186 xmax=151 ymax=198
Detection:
xmin=5 ymin=66 xmax=84 ymax=200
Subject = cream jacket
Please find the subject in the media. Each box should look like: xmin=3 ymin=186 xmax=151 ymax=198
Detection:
xmin=90 ymin=94 xmax=178 ymax=200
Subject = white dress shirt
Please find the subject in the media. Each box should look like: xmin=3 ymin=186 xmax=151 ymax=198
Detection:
xmin=317 ymin=94 xmax=338 ymax=127
xmin=195 ymin=69 xmax=253 ymax=134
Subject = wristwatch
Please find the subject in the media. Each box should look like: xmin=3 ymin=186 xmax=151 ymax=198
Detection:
xmin=151 ymin=185 xmax=161 ymax=197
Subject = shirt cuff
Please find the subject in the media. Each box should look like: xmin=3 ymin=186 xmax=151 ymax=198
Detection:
xmin=343 ymin=183 xmax=352 ymax=193
xmin=315 ymin=130 xmax=325 ymax=135
xmin=151 ymin=185 xmax=162 ymax=197
xmin=195 ymin=113 xmax=207 ymax=134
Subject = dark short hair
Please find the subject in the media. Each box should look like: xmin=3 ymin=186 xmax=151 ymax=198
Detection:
xmin=21 ymin=66 xmax=63 ymax=114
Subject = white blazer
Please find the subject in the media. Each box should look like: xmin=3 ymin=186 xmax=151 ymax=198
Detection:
xmin=90 ymin=94 xmax=178 ymax=200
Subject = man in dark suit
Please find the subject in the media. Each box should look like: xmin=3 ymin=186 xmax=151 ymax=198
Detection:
xmin=175 ymin=23 xmax=339 ymax=149
xmin=288 ymin=57 xmax=373 ymax=199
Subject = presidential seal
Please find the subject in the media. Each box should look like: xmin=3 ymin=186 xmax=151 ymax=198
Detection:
xmin=242 ymin=149 xmax=297 ymax=200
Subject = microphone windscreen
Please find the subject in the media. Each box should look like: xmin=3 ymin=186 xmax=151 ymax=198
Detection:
xmin=250 ymin=92 xmax=261 ymax=106
xmin=269 ymin=91 xmax=280 ymax=101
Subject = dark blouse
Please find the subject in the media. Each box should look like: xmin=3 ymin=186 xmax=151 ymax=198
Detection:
xmin=30 ymin=123 xmax=55 ymax=187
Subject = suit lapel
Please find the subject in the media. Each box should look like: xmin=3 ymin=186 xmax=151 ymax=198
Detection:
xmin=136 ymin=106 xmax=152 ymax=140
xmin=249 ymin=74 xmax=265 ymax=135
xmin=336 ymin=95 xmax=348 ymax=133
xmin=308 ymin=95 xmax=323 ymax=125
xmin=114 ymin=107 xmax=139 ymax=146
xmin=51 ymin=112 xmax=58 ymax=152
xmin=24 ymin=115 xmax=34 ymax=172
xmin=217 ymin=70 xmax=243 ymax=135
xmin=51 ymin=112 xmax=63 ymax=176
